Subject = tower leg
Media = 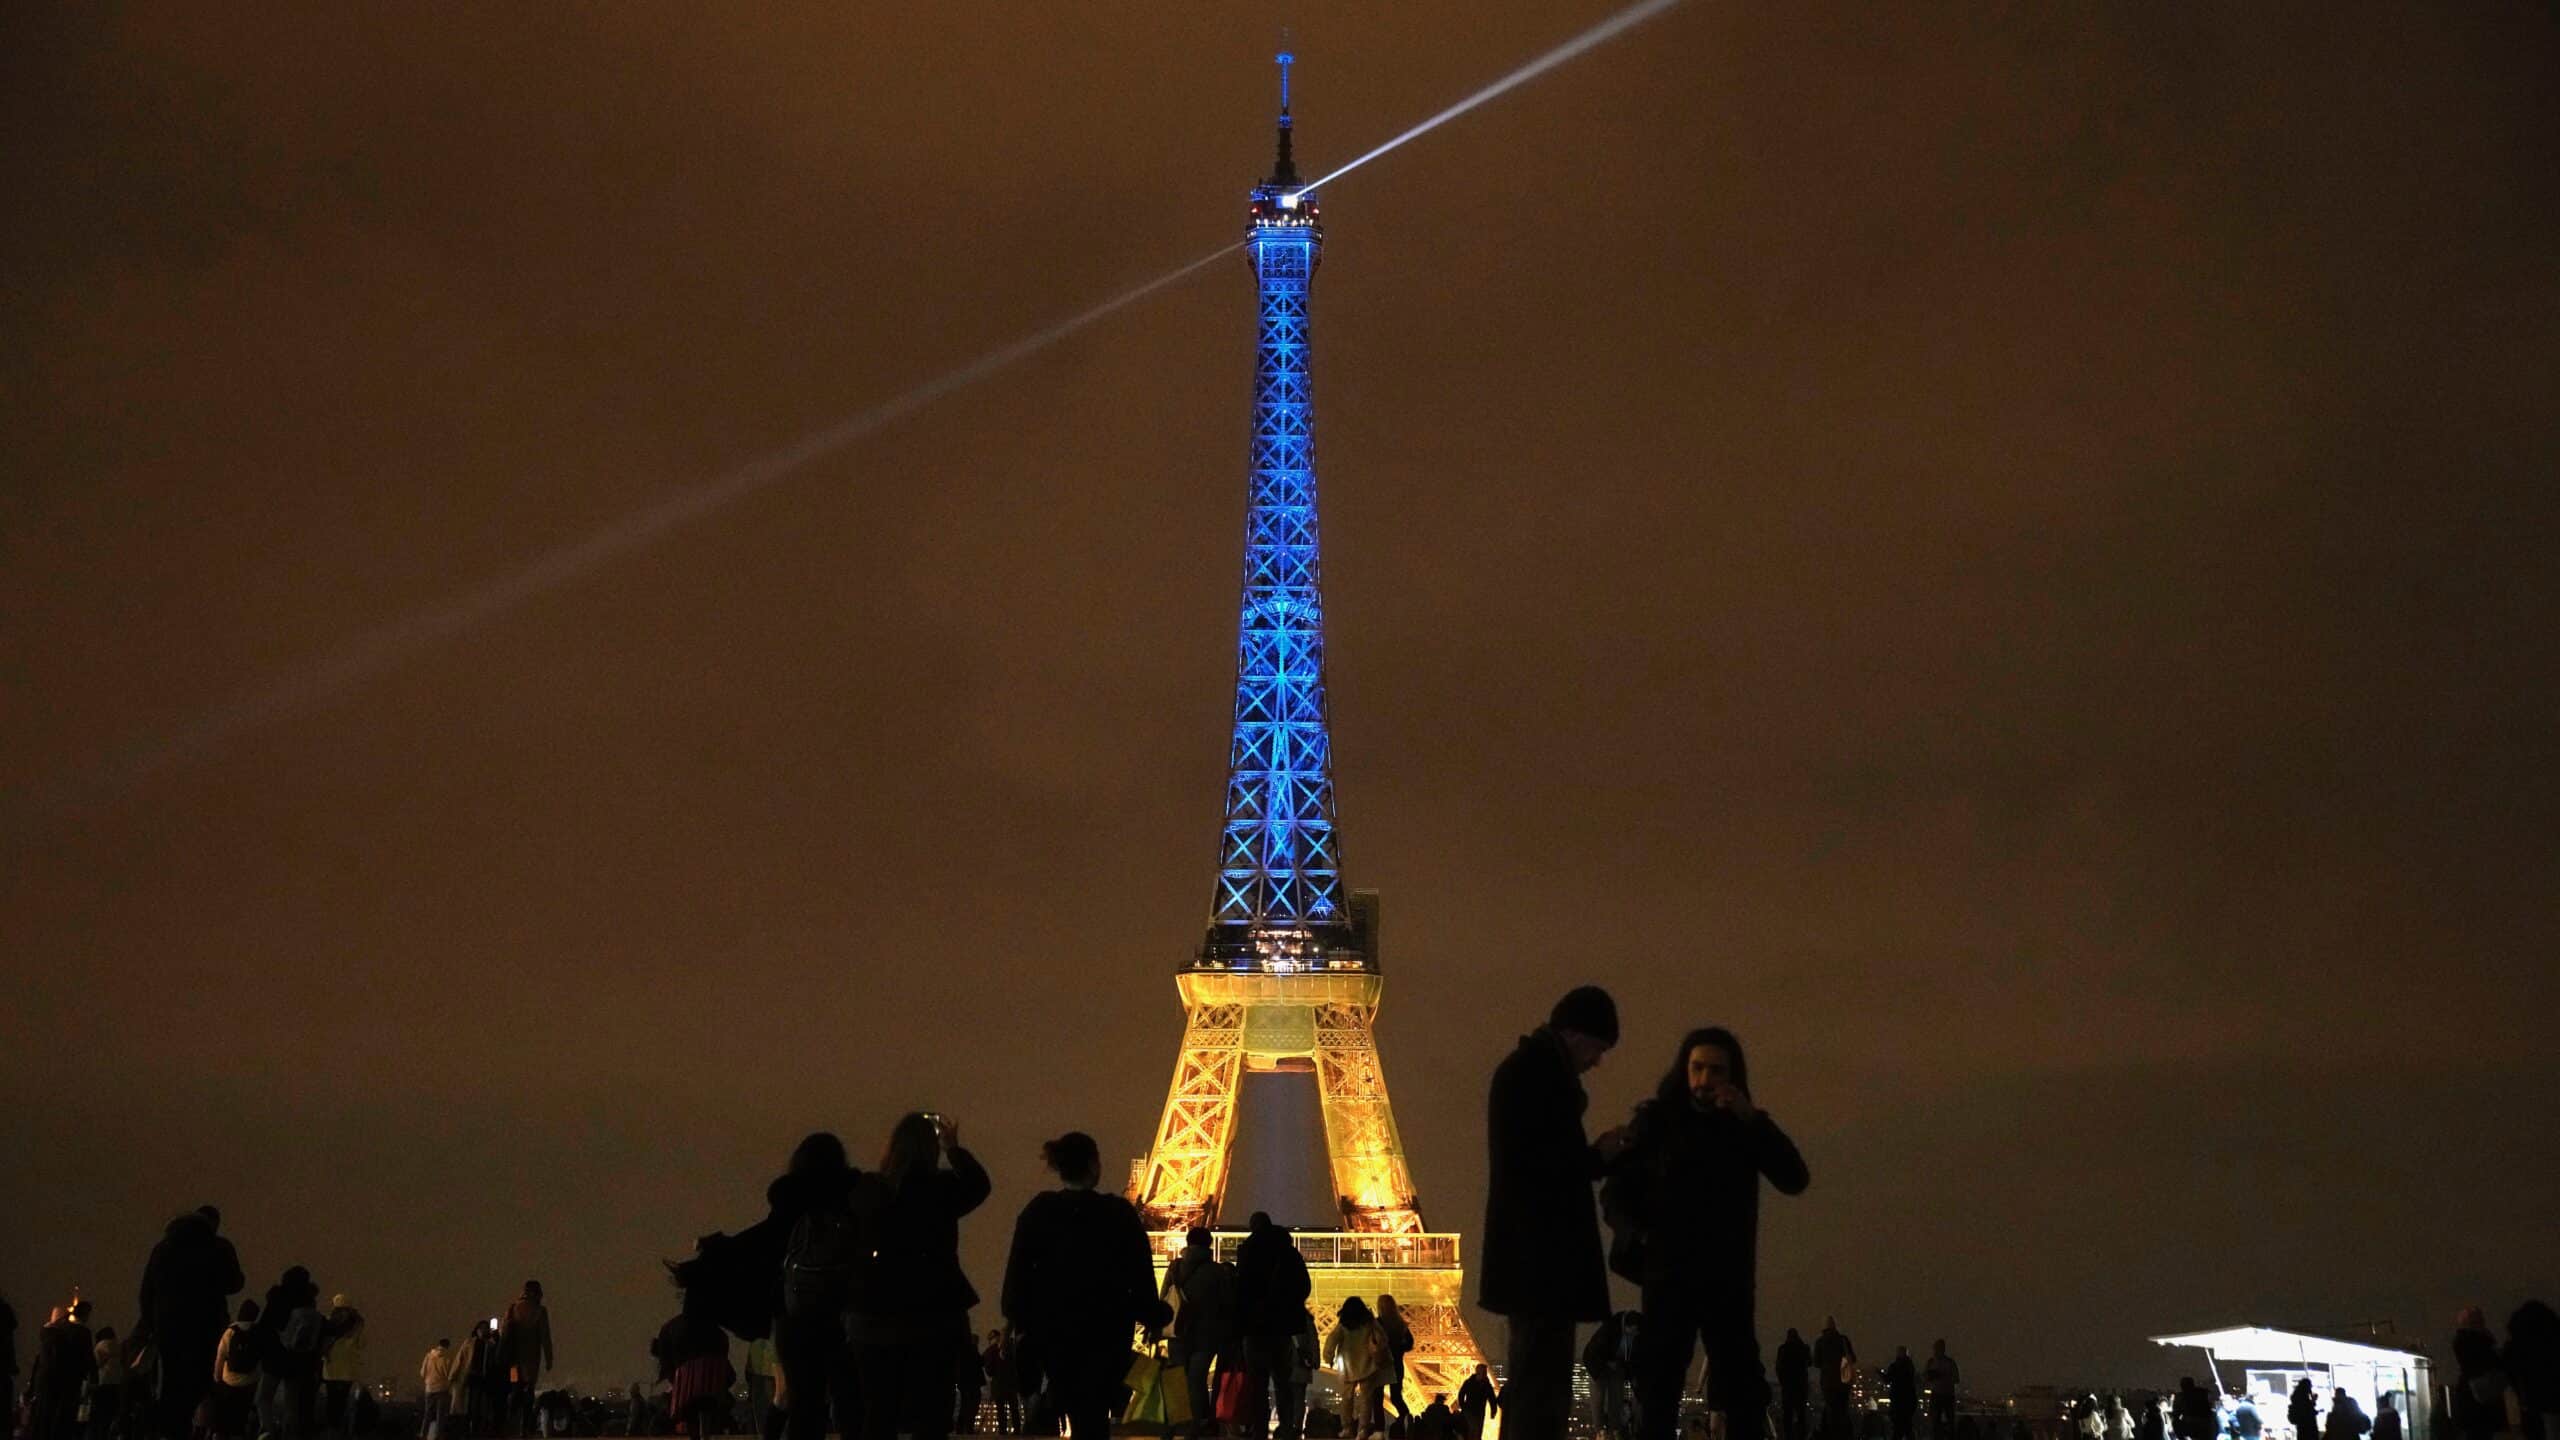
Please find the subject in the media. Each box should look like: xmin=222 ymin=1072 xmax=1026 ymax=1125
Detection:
xmin=1135 ymin=1000 xmax=1246 ymax=1230
xmin=1313 ymin=999 xmax=1423 ymax=1233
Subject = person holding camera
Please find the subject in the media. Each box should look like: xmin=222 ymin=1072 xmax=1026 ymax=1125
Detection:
xmin=849 ymin=1113 xmax=990 ymax=1440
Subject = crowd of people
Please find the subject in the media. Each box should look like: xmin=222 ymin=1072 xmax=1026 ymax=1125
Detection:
xmin=9 ymin=985 xmax=2552 ymax=1440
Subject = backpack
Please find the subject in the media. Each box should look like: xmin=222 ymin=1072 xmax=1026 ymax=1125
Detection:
xmin=782 ymin=1206 xmax=859 ymax=1318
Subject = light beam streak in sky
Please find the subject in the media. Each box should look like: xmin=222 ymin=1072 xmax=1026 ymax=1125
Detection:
xmin=39 ymin=244 xmax=1241 ymax=811
xmin=1290 ymin=0 xmax=1686 ymax=197
xmin=34 ymin=0 xmax=1690 ymax=814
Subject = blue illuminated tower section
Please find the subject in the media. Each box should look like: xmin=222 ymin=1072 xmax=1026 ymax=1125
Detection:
xmin=1204 ymin=50 xmax=1364 ymax=970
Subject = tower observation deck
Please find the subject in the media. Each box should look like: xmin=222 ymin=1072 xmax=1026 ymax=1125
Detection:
xmin=1130 ymin=50 xmax=1484 ymax=1407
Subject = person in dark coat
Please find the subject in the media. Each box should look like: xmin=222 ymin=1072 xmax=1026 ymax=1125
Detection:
xmin=1480 ymin=986 xmax=1629 ymax=1440
xmin=2289 ymin=1379 xmax=2320 ymax=1440
xmin=1815 ymin=1321 xmax=1858 ymax=1440
xmin=1237 ymin=1213 xmax=1315 ymax=1440
xmin=848 ymin=1113 xmax=991 ymax=1440
xmin=31 ymin=1303 xmax=98 ymax=1440
xmin=1606 ymin=1027 xmax=1808 ymax=1440
xmin=2507 ymin=1300 xmax=2560 ymax=1440
xmin=136 ymin=1206 xmax=247 ymax=1440
xmin=1776 ymin=1329 xmax=1813 ymax=1440
xmin=1001 ymin=1132 xmax=1169 ymax=1440
xmin=1164 ymin=1228 xmax=1241 ymax=1440
xmin=668 ymin=1133 xmax=867 ymax=1440
xmin=2453 ymin=1308 xmax=2508 ymax=1440
xmin=1884 ymin=1350 xmax=1917 ymax=1440
xmin=1456 ymin=1365 xmax=1500 ymax=1440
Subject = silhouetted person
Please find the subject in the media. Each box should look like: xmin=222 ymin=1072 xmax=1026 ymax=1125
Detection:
xmin=1236 ymin=1213 xmax=1315 ymax=1440
xmin=421 ymin=1336 xmax=453 ymax=1440
xmin=86 ymin=1325 xmax=129 ymax=1440
xmin=1163 ymin=1228 xmax=1239 ymax=1440
xmin=1885 ymin=1348 xmax=1917 ymax=1440
xmin=1481 ymin=986 xmax=1629 ymax=1440
xmin=1925 ymin=1343 xmax=1960 ymax=1439
xmin=652 ymin=1295 xmax=736 ymax=1439
xmin=1001 ymin=1131 xmax=1167 ymax=1440
xmin=2137 ymin=1393 xmax=2166 ymax=1440
xmin=1417 ymin=1396 xmax=1458 ymax=1440
xmin=746 ymin=1133 xmax=865 ymax=1440
xmin=209 ymin=1301 xmax=262 ymax=1440
xmin=1457 ymin=1368 xmax=1500 ymax=1440
xmin=136 ymin=1206 xmax=245 ymax=1440
xmin=1326 ymin=1297 xmax=1388 ymax=1440
xmin=1378 ymin=1297 xmax=1418 ymax=1437
xmin=1815 ymin=1321 xmax=1857 ymax=1440
xmin=2323 ymin=1393 xmax=2368 ymax=1440
xmin=2455 ymin=1308 xmax=2507 ymax=1440
xmin=2172 ymin=1378 xmax=2215 ymax=1440
xmin=1777 ymin=1329 xmax=1813 ymax=1440
xmin=323 ymin=1294 xmax=368 ymax=1439
xmin=467 ymin=1319 xmax=512 ymax=1437
xmin=270 ymin=1278 xmax=332 ymax=1440
xmin=2289 ymin=1380 xmax=2319 ymax=1440
xmin=1607 ymin=1027 xmax=1808 ymax=1440
xmin=849 ymin=1113 xmax=990 ymax=1440
xmin=982 ymin=1331 xmax=1022 ymax=1436
xmin=2371 ymin=1397 xmax=2401 ymax=1440
xmin=442 ymin=1323 xmax=484 ymax=1438
xmin=498 ymin=1282 xmax=554 ymax=1436
xmin=33 ymin=1302 xmax=98 ymax=1440
xmin=2508 ymin=1300 xmax=2560 ymax=1440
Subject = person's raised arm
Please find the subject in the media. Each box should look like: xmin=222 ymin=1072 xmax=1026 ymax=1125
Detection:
xmin=944 ymin=1145 xmax=992 ymax=1216
xmin=1752 ymin=1113 xmax=1810 ymax=1195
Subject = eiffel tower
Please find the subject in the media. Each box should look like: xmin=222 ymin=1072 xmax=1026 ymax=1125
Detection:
xmin=1128 ymin=50 xmax=1483 ymax=1405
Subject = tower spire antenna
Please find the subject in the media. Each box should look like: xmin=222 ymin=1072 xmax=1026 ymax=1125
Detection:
xmin=1270 ymin=37 xmax=1300 ymax=187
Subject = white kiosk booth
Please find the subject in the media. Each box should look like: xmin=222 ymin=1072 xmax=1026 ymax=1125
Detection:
xmin=2150 ymin=1327 xmax=2432 ymax=1440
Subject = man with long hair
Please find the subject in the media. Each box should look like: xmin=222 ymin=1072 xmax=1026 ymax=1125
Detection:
xmin=1605 ymin=1026 xmax=1809 ymax=1440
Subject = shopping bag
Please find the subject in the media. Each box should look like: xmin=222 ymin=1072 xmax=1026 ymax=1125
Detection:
xmin=1215 ymin=1368 xmax=1249 ymax=1424
xmin=1124 ymin=1351 xmax=1193 ymax=1431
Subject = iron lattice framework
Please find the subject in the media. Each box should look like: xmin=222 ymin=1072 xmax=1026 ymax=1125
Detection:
xmin=1132 ymin=52 xmax=1483 ymax=1412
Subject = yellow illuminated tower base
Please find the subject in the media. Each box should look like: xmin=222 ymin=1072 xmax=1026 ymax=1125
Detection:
xmin=1130 ymin=965 xmax=1485 ymax=1406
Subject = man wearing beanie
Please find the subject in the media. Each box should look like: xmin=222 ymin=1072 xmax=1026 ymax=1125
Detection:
xmin=1480 ymin=985 xmax=1629 ymax=1440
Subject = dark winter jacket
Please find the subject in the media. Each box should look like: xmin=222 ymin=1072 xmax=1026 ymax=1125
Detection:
xmin=1234 ymin=1223 xmax=1313 ymax=1339
xmin=1814 ymin=1328 xmax=1855 ymax=1393
xmin=1001 ymin=1187 xmax=1166 ymax=1341
xmin=31 ymin=1319 xmax=96 ymax=1401
xmin=2506 ymin=1302 xmax=2560 ymax=1413
xmin=847 ymin=1148 xmax=992 ymax=1336
xmin=1775 ymin=1334 xmax=1812 ymax=1399
xmin=1164 ymin=1251 xmax=1240 ymax=1360
xmin=137 ymin=1213 xmax=245 ymax=1352
xmin=1885 ymin=1356 xmax=1917 ymax=1411
xmin=673 ymin=1164 xmax=862 ymax=1341
xmin=1605 ymin=1096 xmax=1806 ymax=1318
xmin=1479 ymin=1028 xmax=1610 ymax=1321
